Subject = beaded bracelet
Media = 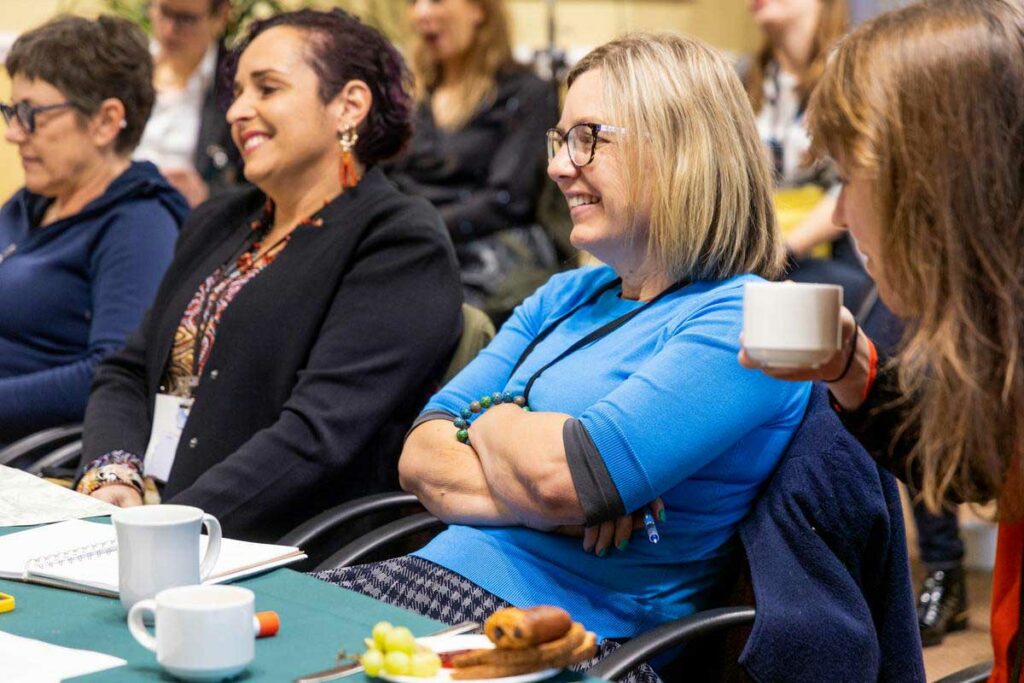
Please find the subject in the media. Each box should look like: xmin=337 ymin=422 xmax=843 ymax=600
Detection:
xmin=454 ymin=392 xmax=528 ymax=443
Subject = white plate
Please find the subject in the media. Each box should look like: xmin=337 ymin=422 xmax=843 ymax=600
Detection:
xmin=375 ymin=634 xmax=561 ymax=683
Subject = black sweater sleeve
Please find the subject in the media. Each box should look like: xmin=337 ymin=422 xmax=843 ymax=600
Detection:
xmin=834 ymin=355 xmax=918 ymax=484
xmin=836 ymin=353 xmax=993 ymax=504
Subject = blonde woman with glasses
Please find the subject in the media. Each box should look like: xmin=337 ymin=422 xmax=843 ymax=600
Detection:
xmin=316 ymin=33 xmax=810 ymax=680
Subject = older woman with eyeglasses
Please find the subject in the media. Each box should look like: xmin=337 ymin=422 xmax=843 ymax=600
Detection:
xmin=0 ymin=16 xmax=185 ymax=447
xmin=315 ymin=33 xmax=810 ymax=679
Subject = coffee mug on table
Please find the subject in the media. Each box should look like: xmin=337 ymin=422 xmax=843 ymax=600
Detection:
xmin=112 ymin=504 xmax=222 ymax=611
xmin=743 ymin=282 xmax=843 ymax=368
xmin=128 ymin=585 xmax=256 ymax=681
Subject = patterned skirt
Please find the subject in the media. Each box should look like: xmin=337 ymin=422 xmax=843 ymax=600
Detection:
xmin=313 ymin=556 xmax=661 ymax=683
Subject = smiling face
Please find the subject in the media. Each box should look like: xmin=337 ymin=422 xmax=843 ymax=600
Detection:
xmin=408 ymin=0 xmax=485 ymax=66
xmin=548 ymin=69 xmax=642 ymax=270
xmin=4 ymin=75 xmax=101 ymax=199
xmin=226 ymin=26 xmax=344 ymax=197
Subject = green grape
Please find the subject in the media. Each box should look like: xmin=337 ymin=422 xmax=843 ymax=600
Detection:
xmin=384 ymin=626 xmax=416 ymax=655
xmin=383 ymin=651 xmax=411 ymax=676
xmin=361 ymin=649 xmax=384 ymax=677
xmin=409 ymin=651 xmax=442 ymax=678
xmin=372 ymin=621 xmax=393 ymax=650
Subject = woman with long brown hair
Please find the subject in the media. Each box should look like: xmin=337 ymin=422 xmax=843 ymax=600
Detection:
xmin=390 ymin=0 xmax=558 ymax=317
xmin=749 ymin=0 xmax=970 ymax=646
xmin=742 ymin=0 xmax=1024 ymax=677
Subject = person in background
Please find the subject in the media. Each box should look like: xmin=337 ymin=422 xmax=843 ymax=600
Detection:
xmin=134 ymin=0 xmax=241 ymax=207
xmin=77 ymin=9 xmax=463 ymax=543
xmin=745 ymin=0 xmax=849 ymax=270
xmin=0 ymin=16 xmax=185 ymax=446
xmin=316 ymin=33 xmax=810 ymax=681
xmin=740 ymin=0 xmax=1024 ymax=676
xmin=747 ymin=0 xmax=967 ymax=640
xmin=390 ymin=0 xmax=559 ymax=317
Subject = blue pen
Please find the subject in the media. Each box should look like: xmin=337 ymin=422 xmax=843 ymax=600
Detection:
xmin=642 ymin=511 xmax=660 ymax=544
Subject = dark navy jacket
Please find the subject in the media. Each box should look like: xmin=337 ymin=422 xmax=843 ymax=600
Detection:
xmin=738 ymin=383 xmax=926 ymax=682
xmin=0 ymin=161 xmax=186 ymax=442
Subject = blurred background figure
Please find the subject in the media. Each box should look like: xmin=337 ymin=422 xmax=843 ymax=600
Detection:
xmin=744 ymin=0 xmax=869 ymax=305
xmin=134 ymin=0 xmax=241 ymax=206
xmin=0 ymin=15 xmax=185 ymax=446
xmin=745 ymin=0 xmax=967 ymax=647
xmin=390 ymin=0 xmax=559 ymax=321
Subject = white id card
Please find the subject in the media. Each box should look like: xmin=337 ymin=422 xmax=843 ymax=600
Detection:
xmin=142 ymin=393 xmax=194 ymax=483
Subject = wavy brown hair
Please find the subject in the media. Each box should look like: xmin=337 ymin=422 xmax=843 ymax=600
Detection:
xmin=807 ymin=0 xmax=1024 ymax=515
xmin=745 ymin=0 xmax=849 ymax=114
xmin=409 ymin=0 xmax=514 ymax=130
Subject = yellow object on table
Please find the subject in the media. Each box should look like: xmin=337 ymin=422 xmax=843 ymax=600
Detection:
xmin=774 ymin=185 xmax=832 ymax=259
xmin=0 ymin=591 xmax=15 ymax=614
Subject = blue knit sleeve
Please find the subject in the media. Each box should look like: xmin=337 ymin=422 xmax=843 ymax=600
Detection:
xmin=0 ymin=201 xmax=179 ymax=434
xmin=578 ymin=288 xmax=812 ymax=513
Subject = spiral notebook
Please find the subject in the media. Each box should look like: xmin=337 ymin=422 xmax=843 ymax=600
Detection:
xmin=0 ymin=519 xmax=306 ymax=597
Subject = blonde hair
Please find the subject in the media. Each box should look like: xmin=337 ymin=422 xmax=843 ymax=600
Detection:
xmin=807 ymin=0 xmax=1024 ymax=514
xmin=409 ymin=0 xmax=514 ymax=130
xmin=745 ymin=0 xmax=850 ymax=113
xmin=568 ymin=33 xmax=784 ymax=283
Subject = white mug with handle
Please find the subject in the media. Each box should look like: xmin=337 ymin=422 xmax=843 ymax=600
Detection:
xmin=112 ymin=504 xmax=222 ymax=611
xmin=128 ymin=584 xmax=256 ymax=681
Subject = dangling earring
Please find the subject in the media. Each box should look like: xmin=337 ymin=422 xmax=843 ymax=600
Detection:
xmin=338 ymin=126 xmax=360 ymax=189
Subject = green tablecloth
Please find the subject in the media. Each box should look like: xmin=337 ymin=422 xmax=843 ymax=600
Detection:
xmin=0 ymin=522 xmax=592 ymax=682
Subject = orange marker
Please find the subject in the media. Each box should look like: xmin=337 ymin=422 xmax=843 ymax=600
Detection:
xmin=255 ymin=610 xmax=280 ymax=638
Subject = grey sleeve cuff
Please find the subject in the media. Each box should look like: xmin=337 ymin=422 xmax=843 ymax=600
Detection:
xmin=406 ymin=409 xmax=457 ymax=440
xmin=563 ymin=418 xmax=626 ymax=525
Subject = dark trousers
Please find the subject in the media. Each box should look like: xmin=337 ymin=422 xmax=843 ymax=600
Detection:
xmin=912 ymin=501 xmax=965 ymax=570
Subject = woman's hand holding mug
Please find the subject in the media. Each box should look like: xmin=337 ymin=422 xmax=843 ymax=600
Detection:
xmin=739 ymin=305 xmax=873 ymax=411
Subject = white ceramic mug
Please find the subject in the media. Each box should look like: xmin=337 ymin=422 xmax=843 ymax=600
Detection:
xmin=112 ymin=504 xmax=222 ymax=611
xmin=743 ymin=282 xmax=843 ymax=368
xmin=128 ymin=585 xmax=256 ymax=681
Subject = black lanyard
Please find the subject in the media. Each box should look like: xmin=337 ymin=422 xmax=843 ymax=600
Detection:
xmin=510 ymin=277 xmax=689 ymax=403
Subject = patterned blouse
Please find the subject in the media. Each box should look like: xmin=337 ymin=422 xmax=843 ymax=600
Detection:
xmin=77 ymin=201 xmax=325 ymax=498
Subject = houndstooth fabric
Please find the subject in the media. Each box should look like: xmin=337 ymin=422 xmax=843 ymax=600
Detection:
xmin=313 ymin=556 xmax=661 ymax=683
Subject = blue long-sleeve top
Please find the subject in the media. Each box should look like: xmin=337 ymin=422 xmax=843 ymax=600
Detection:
xmin=414 ymin=265 xmax=811 ymax=639
xmin=0 ymin=161 xmax=186 ymax=442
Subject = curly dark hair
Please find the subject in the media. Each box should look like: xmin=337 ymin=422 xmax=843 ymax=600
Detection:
xmin=224 ymin=8 xmax=413 ymax=166
xmin=5 ymin=15 xmax=154 ymax=155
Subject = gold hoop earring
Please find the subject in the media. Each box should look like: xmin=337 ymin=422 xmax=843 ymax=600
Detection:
xmin=338 ymin=126 xmax=360 ymax=189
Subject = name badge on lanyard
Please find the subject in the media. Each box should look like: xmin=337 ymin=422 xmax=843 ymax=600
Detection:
xmin=143 ymin=393 xmax=194 ymax=483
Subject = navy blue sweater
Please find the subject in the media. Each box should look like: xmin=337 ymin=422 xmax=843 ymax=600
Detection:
xmin=738 ymin=383 xmax=925 ymax=681
xmin=0 ymin=161 xmax=186 ymax=442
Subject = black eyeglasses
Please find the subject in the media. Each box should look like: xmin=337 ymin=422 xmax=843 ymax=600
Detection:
xmin=546 ymin=123 xmax=627 ymax=168
xmin=0 ymin=101 xmax=77 ymax=134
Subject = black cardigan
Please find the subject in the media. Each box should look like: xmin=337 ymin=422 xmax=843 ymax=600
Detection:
xmin=81 ymin=168 xmax=463 ymax=541
xmin=388 ymin=68 xmax=558 ymax=243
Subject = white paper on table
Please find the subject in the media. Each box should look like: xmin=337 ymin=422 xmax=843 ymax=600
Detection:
xmin=0 ymin=630 xmax=126 ymax=682
xmin=0 ymin=465 xmax=117 ymax=527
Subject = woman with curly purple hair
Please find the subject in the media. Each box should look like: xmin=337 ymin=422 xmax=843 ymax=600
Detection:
xmin=76 ymin=9 xmax=463 ymax=542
